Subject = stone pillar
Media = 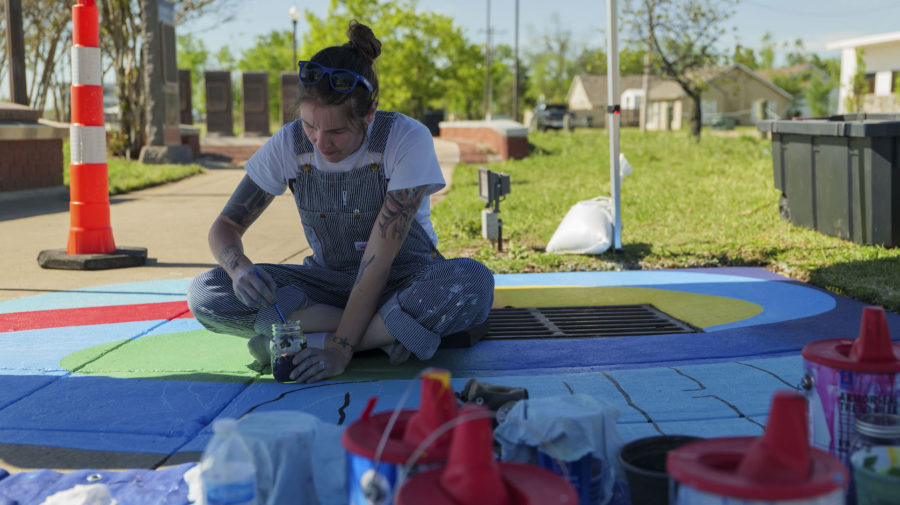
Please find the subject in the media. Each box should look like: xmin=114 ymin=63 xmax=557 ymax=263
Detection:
xmin=139 ymin=0 xmax=191 ymax=164
xmin=205 ymin=70 xmax=234 ymax=136
xmin=178 ymin=68 xmax=193 ymax=124
xmin=281 ymin=72 xmax=299 ymax=125
xmin=242 ymin=72 xmax=270 ymax=136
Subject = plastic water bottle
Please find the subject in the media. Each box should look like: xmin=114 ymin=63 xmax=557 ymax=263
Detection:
xmin=201 ymin=418 xmax=258 ymax=505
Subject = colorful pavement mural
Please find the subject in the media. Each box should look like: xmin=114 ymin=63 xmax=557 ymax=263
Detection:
xmin=0 ymin=267 xmax=895 ymax=503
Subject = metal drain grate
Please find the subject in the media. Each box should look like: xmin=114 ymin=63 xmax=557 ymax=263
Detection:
xmin=484 ymin=304 xmax=701 ymax=340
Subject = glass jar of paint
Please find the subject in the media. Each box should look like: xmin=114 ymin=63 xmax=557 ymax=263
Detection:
xmin=849 ymin=413 xmax=900 ymax=505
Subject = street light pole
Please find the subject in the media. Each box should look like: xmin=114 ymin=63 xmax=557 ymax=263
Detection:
xmin=289 ymin=6 xmax=299 ymax=71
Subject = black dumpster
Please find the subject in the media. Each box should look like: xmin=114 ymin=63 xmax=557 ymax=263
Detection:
xmin=758 ymin=113 xmax=900 ymax=247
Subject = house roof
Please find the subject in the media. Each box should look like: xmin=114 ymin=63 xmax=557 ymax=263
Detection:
xmin=826 ymin=31 xmax=900 ymax=50
xmin=568 ymin=74 xmax=661 ymax=106
xmin=646 ymin=63 xmax=793 ymax=102
xmin=756 ymin=63 xmax=827 ymax=82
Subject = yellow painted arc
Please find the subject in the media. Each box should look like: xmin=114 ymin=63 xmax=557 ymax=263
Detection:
xmin=493 ymin=286 xmax=762 ymax=329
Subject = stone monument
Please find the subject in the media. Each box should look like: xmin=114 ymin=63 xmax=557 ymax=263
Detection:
xmin=242 ymin=72 xmax=270 ymax=136
xmin=205 ymin=70 xmax=234 ymax=136
xmin=281 ymin=72 xmax=299 ymax=125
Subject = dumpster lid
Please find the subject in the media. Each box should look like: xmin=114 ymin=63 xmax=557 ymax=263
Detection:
xmin=758 ymin=114 xmax=900 ymax=137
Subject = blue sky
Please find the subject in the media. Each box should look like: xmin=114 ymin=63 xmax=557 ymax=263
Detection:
xmin=182 ymin=0 xmax=900 ymax=64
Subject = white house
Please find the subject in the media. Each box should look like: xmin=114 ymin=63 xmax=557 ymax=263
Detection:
xmin=826 ymin=31 xmax=900 ymax=114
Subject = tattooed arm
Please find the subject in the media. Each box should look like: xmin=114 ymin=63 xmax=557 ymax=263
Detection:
xmin=209 ymin=175 xmax=277 ymax=306
xmin=332 ymin=186 xmax=427 ymax=355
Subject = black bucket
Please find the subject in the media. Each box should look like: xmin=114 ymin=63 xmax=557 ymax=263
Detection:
xmin=618 ymin=435 xmax=700 ymax=505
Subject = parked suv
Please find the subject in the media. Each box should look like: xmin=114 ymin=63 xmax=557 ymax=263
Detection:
xmin=532 ymin=103 xmax=575 ymax=131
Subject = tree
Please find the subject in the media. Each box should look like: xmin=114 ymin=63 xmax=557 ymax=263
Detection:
xmin=524 ymin=13 xmax=577 ymax=104
xmin=98 ymin=0 xmax=237 ymax=158
xmin=805 ymin=71 xmax=834 ymax=117
xmin=758 ymin=32 xmax=777 ymax=69
xmin=731 ymin=44 xmax=758 ymax=70
xmin=301 ymin=0 xmax=483 ymax=121
xmin=176 ymin=33 xmax=209 ymax=122
xmin=895 ymin=73 xmax=900 ymax=109
xmin=0 ymin=0 xmax=72 ymax=118
xmin=237 ymin=30 xmax=293 ymax=124
xmin=624 ymin=0 xmax=738 ymax=139
xmin=489 ymin=44 xmax=518 ymax=118
xmin=846 ymin=48 xmax=868 ymax=113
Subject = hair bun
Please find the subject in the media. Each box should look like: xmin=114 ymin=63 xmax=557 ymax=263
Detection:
xmin=345 ymin=20 xmax=381 ymax=63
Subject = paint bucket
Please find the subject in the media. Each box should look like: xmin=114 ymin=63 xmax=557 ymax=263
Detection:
xmin=396 ymin=404 xmax=578 ymax=505
xmin=341 ymin=369 xmax=458 ymax=505
xmin=667 ymin=391 xmax=847 ymax=504
xmin=801 ymin=306 xmax=900 ymax=465
xmin=617 ymin=435 xmax=700 ymax=505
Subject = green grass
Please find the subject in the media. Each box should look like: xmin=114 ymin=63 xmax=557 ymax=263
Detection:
xmin=432 ymin=128 xmax=900 ymax=313
xmin=62 ymin=139 xmax=205 ymax=195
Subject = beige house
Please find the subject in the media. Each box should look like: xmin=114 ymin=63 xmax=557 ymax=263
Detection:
xmin=826 ymin=31 xmax=900 ymax=114
xmin=567 ymin=74 xmax=663 ymax=127
xmin=645 ymin=63 xmax=792 ymax=130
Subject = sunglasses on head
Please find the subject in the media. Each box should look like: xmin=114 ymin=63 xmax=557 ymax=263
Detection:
xmin=297 ymin=60 xmax=374 ymax=95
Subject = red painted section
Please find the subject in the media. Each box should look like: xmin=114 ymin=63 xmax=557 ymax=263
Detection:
xmin=0 ymin=301 xmax=194 ymax=333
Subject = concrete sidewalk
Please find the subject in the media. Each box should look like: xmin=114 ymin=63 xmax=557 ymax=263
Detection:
xmin=0 ymin=138 xmax=461 ymax=303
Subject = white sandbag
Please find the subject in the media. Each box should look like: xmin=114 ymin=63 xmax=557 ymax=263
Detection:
xmin=546 ymin=196 xmax=613 ymax=255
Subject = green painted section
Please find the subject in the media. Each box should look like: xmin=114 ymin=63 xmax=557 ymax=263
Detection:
xmin=60 ymin=330 xmax=416 ymax=382
xmin=61 ymin=330 xmax=261 ymax=383
xmin=493 ymin=286 xmax=762 ymax=329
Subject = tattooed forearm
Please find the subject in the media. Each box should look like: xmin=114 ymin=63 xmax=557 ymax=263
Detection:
xmin=217 ymin=244 xmax=243 ymax=270
xmin=378 ymin=187 xmax=425 ymax=240
xmin=221 ymin=175 xmax=275 ymax=228
xmin=353 ymin=254 xmax=376 ymax=288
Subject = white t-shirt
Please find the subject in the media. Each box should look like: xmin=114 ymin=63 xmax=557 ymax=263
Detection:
xmin=245 ymin=112 xmax=446 ymax=245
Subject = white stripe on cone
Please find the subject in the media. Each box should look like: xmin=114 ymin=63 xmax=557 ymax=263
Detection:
xmin=70 ymin=125 xmax=107 ymax=165
xmin=71 ymin=46 xmax=102 ymax=86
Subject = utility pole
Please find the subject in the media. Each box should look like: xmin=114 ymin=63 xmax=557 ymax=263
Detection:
xmin=483 ymin=0 xmax=492 ymax=119
xmin=513 ymin=0 xmax=519 ymax=122
xmin=5 ymin=0 xmax=28 ymax=105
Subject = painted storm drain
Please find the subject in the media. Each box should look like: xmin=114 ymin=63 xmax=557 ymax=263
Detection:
xmin=485 ymin=304 xmax=702 ymax=340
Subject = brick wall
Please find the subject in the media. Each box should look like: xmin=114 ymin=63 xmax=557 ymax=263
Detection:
xmin=0 ymin=138 xmax=64 ymax=192
xmin=439 ymin=120 xmax=530 ymax=161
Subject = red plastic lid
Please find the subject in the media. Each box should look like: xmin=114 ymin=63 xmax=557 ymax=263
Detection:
xmin=667 ymin=438 xmax=846 ymax=500
xmin=397 ymin=462 xmax=578 ymax=505
xmin=402 ymin=369 xmax=458 ymax=452
xmin=667 ymin=392 xmax=848 ymax=500
xmin=396 ymin=405 xmax=576 ymax=505
xmin=802 ymin=306 xmax=900 ymax=373
xmin=341 ymin=410 xmax=449 ymax=464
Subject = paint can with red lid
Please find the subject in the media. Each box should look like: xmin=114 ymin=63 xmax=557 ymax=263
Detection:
xmin=801 ymin=306 xmax=900 ymax=465
xmin=396 ymin=404 xmax=577 ymax=505
xmin=667 ymin=391 xmax=848 ymax=504
xmin=341 ymin=368 xmax=458 ymax=505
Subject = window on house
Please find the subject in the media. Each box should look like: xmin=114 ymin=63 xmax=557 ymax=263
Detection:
xmin=865 ymin=73 xmax=877 ymax=95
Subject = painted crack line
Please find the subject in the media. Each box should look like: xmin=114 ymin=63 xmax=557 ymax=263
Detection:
xmin=600 ymin=371 xmax=664 ymax=435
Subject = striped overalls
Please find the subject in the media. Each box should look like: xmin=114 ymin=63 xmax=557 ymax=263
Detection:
xmin=188 ymin=111 xmax=494 ymax=361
